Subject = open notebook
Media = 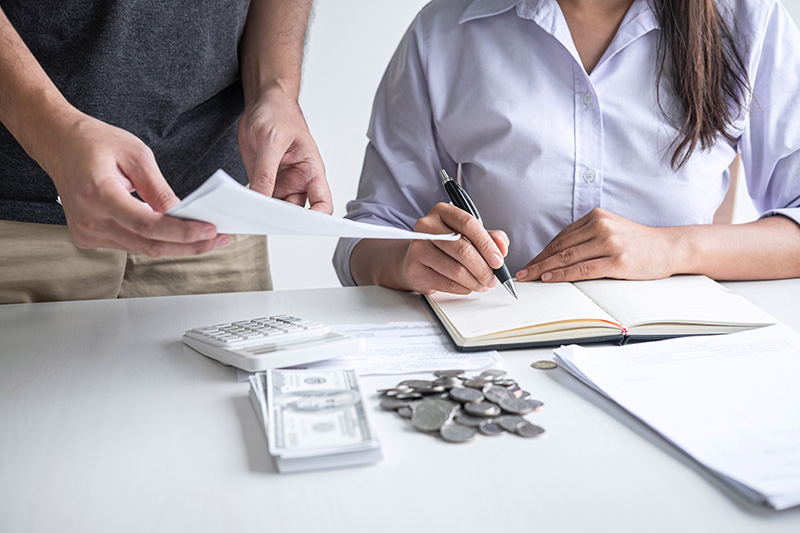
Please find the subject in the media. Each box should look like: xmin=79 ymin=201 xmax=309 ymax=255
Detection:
xmin=424 ymin=275 xmax=776 ymax=351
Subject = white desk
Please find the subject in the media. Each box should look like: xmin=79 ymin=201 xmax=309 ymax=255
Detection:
xmin=1 ymin=280 xmax=800 ymax=532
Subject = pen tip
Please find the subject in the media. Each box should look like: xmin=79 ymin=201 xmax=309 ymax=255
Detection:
xmin=503 ymin=279 xmax=518 ymax=300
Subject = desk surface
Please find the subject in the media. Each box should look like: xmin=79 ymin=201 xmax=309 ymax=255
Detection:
xmin=2 ymin=280 xmax=800 ymax=532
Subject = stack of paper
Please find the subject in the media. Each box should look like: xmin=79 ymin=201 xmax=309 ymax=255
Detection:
xmin=249 ymin=369 xmax=382 ymax=473
xmin=554 ymin=324 xmax=800 ymax=510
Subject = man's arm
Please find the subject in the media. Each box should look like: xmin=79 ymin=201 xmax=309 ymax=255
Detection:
xmin=238 ymin=0 xmax=333 ymax=214
xmin=0 ymin=7 xmax=222 ymax=257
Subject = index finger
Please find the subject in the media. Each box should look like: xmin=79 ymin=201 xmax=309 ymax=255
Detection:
xmin=436 ymin=204 xmax=504 ymax=270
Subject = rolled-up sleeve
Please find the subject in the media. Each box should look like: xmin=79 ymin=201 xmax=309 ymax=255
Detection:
xmin=739 ymin=0 xmax=800 ymax=226
xmin=333 ymin=13 xmax=456 ymax=286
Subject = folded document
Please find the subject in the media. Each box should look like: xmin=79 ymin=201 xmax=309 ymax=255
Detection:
xmin=554 ymin=324 xmax=800 ymax=510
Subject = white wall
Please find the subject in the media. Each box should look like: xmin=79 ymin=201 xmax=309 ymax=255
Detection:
xmin=269 ymin=0 xmax=430 ymax=290
xmin=269 ymin=0 xmax=800 ymax=290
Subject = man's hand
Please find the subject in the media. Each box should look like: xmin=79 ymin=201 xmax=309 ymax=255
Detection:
xmin=238 ymin=85 xmax=333 ymax=214
xmin=397 ymin=203 xmax=509 ymax=295
xmin=517 ymin=208 xmax=681 ymax=282
xmin=46 ymin=113 xmax=227 ymax=257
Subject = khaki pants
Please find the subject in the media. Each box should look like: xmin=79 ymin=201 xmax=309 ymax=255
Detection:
xmin=0 ymin=220 xmax=272 ymax=304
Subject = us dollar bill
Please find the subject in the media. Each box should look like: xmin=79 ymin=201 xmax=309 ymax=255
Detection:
xmin=266 ymin=368 xmax=379 ymax=459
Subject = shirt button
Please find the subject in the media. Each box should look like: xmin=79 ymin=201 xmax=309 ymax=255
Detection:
xmin=583 ymin=169 xmax=596 ymax=183
xmin=583 ymin=92 xmax=594 ymax=106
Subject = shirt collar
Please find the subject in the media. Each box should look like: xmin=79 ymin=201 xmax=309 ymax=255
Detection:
xmin=459 ymin=0 xmax=659 ymax=32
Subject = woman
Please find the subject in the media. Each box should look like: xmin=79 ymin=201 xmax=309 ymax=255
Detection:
xmin=334 ymin=0 xmax=800 ymax=295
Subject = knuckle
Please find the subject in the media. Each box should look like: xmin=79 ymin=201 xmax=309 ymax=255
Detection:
xmin=445 ymin=261 xmax=468 ymax=281
xmin=453 ymin=238 xmax=473 ymax=258
xmin=545 ymin=239 xmax=562 ymax=256
xmin=576 ymin=262 xmax=592 ymax=277
xmin=131 ymin=216 xmax=154 ymax=237
xmin=556 ymin=248 xmax=572 ymax=265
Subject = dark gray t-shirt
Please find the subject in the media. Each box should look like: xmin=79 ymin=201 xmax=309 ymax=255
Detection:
xmin=0 ymin=0 xmax=251 ymax=224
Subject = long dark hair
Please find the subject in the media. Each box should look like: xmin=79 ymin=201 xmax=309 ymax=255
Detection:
xmin=655 ymin=0 xmax=750 ymax=169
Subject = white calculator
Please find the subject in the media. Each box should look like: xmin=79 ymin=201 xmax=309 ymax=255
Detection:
xmin=182 ymin=315 xmax=365 ymax=372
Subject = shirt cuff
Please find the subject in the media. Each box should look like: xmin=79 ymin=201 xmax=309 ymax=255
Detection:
xmin=333 ymin=237 xmax=363 ymax=287
xmin=760 ymin=207 xmax=800 ymax=226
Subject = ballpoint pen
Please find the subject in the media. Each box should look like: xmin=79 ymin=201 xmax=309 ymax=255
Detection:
xmin=439 ymin=168 xmax=518 ymax=299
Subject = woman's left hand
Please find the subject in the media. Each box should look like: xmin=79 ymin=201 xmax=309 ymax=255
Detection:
xmin=516 ymin=208 xmax=684 ymax=282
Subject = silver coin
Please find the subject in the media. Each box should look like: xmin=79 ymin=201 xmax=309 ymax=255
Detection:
xmin=483 ymin=384 xmax=511 ymax=404
xmin=531 ymin=360 xmax=558 ymax=370
xmin=432 ymin=376 xmax=462 ymax=389
xmin=480 ymin=369 xmax=508 ymax=379
xmin=526 ymin=399 xmax=545 ymax=411
xmin=497 ymin=415 xmax=526 ymax=432
xmin=478 ymin=420 xmax=506 ymax=436
xmin=411 ymin=398 xmax=456 ymax=431
xmin=464 ymin=378 xmax=492 ymax=389
xmin=518 ymin=390 xmax=532 ymax=400
xmin=516 ymin=421 xmax=546 ymax=438
xmin=454 ymin=413 xmax=486 ymax=428
xmin=397 ymin=406 xmax=414 ymax=419
xmin=377 ymin=385 xmax=411 ymax=395
xmin=464 ymin=401 xmax=502 ymax=417
xmin=449 ymin=387 xmax=484 ymax=403
xmin=499 ymin=396 xmax=533 ymax=415
xmin=399 ymin=379 xmax=435 ymax=389
xmin=440 ymin=422 xmax=477 ymax=443
xmin=380 ymin=398 xmax=416 ymax=410
xmin=394 ymin=392 xmax=423 ymax=400
xmin=411 ymin=384 xmax=446 ymax=394
xmin=494 ymin=378 xmax=517 ymax=388
xmin=434 ymin=369 xmax=466 ymax=378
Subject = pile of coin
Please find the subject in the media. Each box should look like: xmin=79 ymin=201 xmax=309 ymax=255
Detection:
xmin=377 ymin=369 xmax=545 ymax=443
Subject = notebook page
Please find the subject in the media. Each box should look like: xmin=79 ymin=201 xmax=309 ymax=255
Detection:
xmin=427 ymin=281 xmax=618 ymax=339
xmin=573 ymin=276 xmax=775 ymax=328
xmin=554 ymin=324 xmax=800 ymax=510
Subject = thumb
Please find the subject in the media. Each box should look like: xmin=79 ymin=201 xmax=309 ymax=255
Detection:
xmin=120 ymin=145 xmax=179 ymax=213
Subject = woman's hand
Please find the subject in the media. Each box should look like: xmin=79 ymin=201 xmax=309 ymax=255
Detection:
xmin=517 ymin=208 xmax=682 ymax=282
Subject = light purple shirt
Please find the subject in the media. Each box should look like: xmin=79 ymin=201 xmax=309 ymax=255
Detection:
xmin=334 ymin=0 xmax=800 ymax=286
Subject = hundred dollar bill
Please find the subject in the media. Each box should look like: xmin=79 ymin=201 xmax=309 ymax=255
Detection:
xmin=264 ymin=368 xmax=381 ymax=469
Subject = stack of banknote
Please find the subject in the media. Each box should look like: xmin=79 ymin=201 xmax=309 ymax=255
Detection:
xmin=249 ymin=368 xmax=382 ymax=473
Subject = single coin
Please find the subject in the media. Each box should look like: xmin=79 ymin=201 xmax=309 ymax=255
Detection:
xmin=494 ymin=378 xmax=517 ymax=388
xmin=411 ymin=402 xmax=452 ymax=432
xmin=526 ymin=399 xmax=545 ymax=412
xmin=478 ymin=420 xmax=505 ymax=436
xmin=497 ymin=415 xmax=526 ymax=432
xmin=531 ymin=360 xmax=558 ymax=370
xmin=454 ymin=413 xmax=486 ymax=428
xmin=480 ymin=369 xmax=508 ymax=379
xmin=483 ymin=384 xmax=511 ymax=404
xmin=440 ymin=422 xmax=477 ymax=443
xmin=516 ymin=421 xmax=546 ymax=438
xmin=518 ymin=390 xmax=532 ymax=400
xmin=449 ymin=387 xmax=484 ymax=403
xmin=499 ymin=396 xmax=533 ymax=415
xmin=394 ymin=392 xmax=423 ymax=400
xmin=464 ymin=379 xmax=492 ymax=389
xmin=434 ymin=369 xmax=466 ymax=378
xmin=399 ymin=379 xmax=435 ymax=389
xmin=380 ymin=398 xmax=416 ymax=411
xmin=464 ymin=401 xmax=502 ymax=417
xmin=432 ymin=377 xmax=462 ymax=389
xmin=377 ymin=385 xmax=411 ymax=395
xmin=397 ymin=406 xmax=414 ymax=419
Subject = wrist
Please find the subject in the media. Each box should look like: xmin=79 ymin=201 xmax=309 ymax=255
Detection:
xmin=243 ymin=76 xmax=300 ymax=108
xmin=665 ymin=225 xmax=699 ymax=276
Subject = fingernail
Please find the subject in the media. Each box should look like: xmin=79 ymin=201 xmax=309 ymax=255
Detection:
xmin=215 ymin=235 xmax=230 ymax=248
xmin=516 ymin=269 xmax=528 ymax=280
xmin=542 ymin=272 xmax=553 ymax=281
xmin=489 ymin=253 xmax=503 ymax=269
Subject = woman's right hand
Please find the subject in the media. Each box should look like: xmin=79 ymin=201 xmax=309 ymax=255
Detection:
xmin=398 ymin=202 xmax=509 ymax=295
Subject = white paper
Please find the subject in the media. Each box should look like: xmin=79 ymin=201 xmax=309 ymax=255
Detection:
xmin=554 ymin=324 xmax=800 ymax=510
xmin=237 ymin=322 xmax=501 ymax=381
xmin=167 ymin=169 xmax=460 ymax=241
